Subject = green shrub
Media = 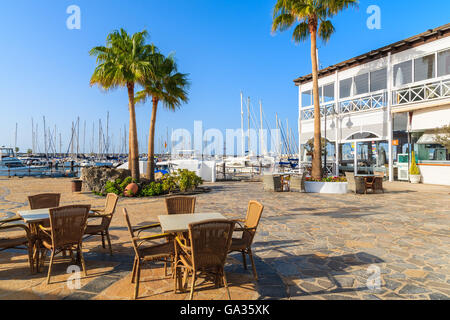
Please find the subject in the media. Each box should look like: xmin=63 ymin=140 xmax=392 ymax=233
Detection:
xmin=410 ymin=151 xmax=420 ymax=175
xmin=119 ymin=177 xmax=133 ymax=191
xmin=140 ymin=182 xmax=164 ymax=197
xmin=105 ymin=180 xmax=121 ymax=195
xmin=162 ymin=172 xmax=178 ymax=193
xmin=178 ymin=169 xmax=203 ymax=192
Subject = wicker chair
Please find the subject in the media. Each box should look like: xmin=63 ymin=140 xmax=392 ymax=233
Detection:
xmin=165 ymin=196 xmax=196 ymax=215
xmin=123 ymin=208 xmax=174 ymax=300
xmin=28 ymin=193 xmax=61 ymax=210
xmin=38 ymin=205 xmax=90 ymax=284
xmin=84 ymin=193 xmax=119 ymax=255
xmin=365 ymin=171 xmax=385 ymax=194
xmin=174 ymin=219 xmax=235 ymax=300
xmin=0 ymin=217 xmax=35 ymax=273
xmin=229 ymin=200 xmax=264 ymax=281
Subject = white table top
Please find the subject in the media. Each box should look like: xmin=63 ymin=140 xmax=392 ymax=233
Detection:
xmin=158 ymin=213 xmax=227 ymax=233
xmin=18 ymin=208 xmax=50 ymax=223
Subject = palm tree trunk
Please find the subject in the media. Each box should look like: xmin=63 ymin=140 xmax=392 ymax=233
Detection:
xmin=127 ymin=82 xmax=140 ymax=181
xmin=147 ymin=98 xmax=158 ymax=181
xmin=310 ymin=24 xmax=323 ymax=180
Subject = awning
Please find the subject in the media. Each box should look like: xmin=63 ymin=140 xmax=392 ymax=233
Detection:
xmin=417 ymin=133 xmax=439 ymax=144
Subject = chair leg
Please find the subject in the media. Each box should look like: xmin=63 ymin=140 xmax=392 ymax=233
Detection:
xmin=222 ymin=271 xmax=231 ymax=300
xmin=131 ymin=258 xmax=138 ymax=284
xmin=105 ymin=231 xmax=113 ymax=256
xmin=40 ymin=248 xmax=48 ymax=270
xmin=101 ymin=232 xmax=106 ymax=249
xmin=241 ymin=251 xmax=247 ymax=270
xmin=46 ymin=250 xmax=55 ymax=284
xmin=134 ymin=261 xmax=141 ymax=300
xmin=27 ymin=242 xmax=34 ymax=274
xmin=189 ymin=273 xmax=196 ymax=300
xmin=173 ymin=264 xmax=179 ymax=293
xmin=78 ymin=245 xmax=87 ymax=277
xmin=248 ymin=248 xmax=258 ymax=281
xmin=35 ymin=240 xmax=40 ymax=273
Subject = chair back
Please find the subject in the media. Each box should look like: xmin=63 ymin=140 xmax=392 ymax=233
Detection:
xmin=100 ymin=193 xmax=119 ymax=229
xmin=345 ymin=172 xmax=356 ymax=193
xmin=28 ymin=193 xmax=61 ymax=210
xmin=122 ymin=208 xmax=140 ymax=258
xmin=48 ymin=205 xmax=90 ymax=248
xmin=188 ymin=219 xmax=235 ymax=271
xmin=241 ymin=201 xmax=264 ymax=246
xmin=374 ymin=171 xmax=385 ymax=178
xmin=165 ymin=196 xmax=196 ymax=215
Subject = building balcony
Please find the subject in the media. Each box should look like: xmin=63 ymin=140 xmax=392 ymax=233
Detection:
xmin=392 ymin=76 xmax=450 ymax=108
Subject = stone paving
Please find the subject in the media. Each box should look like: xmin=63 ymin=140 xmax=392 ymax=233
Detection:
xmin=0 ymin=177 xmax=449 ymax=300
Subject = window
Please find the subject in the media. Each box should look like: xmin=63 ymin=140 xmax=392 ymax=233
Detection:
xmin=340 ymin=78 xmax=352 ymax=98
xmin=414 ymin=54 xmax=435 ymax=81
xmin=393 ymin=60 xmax=413 ymax=86
xmin=437 ymin=49 xmax=450 ymax=77
xmin=323 ymin=83 xmax=335 ymax=102
xmin=347 ymin=132 xmax=379 ymax=140
xmin=355 ymin=73 xmax=369 ymax=95
xmin=301 ymin=90 xmax=312 ymax=107
xmin=370 ymin=68 xmax=387 ymax=92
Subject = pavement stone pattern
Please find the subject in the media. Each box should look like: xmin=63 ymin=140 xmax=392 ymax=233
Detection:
xmin=0 ymin=177 xmax=449 ymax=300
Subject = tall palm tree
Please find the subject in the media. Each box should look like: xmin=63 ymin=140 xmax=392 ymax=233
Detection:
xmin=272 ymin=0 xmax=358 ymax=179
xmin=136 ymin=53 xmax=190 ymax=181
xmin=90 ymin=29 xmax=154 ymax=181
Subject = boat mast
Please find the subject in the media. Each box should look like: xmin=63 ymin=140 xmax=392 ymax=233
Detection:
xmin=247 ymin=96 xmax=251 ymax=155
xmin=14 ymin=123 xmax=18 ymax=153
xmin=240 ymin=92 xmax=245 ymax=156
xmin=43 ymin=116 xmax=47 ymax=158
xmin=259 ymin=100 xmax=263 ymax=156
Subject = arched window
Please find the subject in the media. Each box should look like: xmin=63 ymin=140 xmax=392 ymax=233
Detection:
xmin=346 ymin=132 xmax=380 ymax=140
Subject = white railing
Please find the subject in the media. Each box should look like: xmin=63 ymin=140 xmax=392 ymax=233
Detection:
xmin=339 ymin=91 xmax=387 ymax=114
xmin=392 ymin=78 xmax=450 ymax=106
xmin=301 ymin=102 xmax=336 ymax=120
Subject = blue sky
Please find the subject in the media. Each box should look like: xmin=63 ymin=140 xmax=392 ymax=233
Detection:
xmin=1 ymin=0 xmax=449 ymax=153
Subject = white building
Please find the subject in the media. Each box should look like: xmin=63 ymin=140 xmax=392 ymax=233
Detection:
xmin=295 ymin=24 xmax=450 ymax=186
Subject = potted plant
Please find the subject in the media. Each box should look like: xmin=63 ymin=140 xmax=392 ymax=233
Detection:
xmin=304 ymin=176 xmax=348 ymax=194
xmin=409 ymin=151 xmax=421 ymax=184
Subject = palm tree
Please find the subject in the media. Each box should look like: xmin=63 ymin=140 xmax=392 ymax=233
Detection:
xmin=136 ymin=53 xmax=190 ymax=181
xmin=272 ymin=0 xmax=358 ymax=179
xmin=90 ymin=29 xmax=154 ymax=181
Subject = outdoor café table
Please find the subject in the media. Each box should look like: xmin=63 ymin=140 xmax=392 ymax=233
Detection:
xmin=158 ymin=212 xmax=228 ymax=290
xmin=158 ymin=213 xmax=227 ymax=234
xmin=17 ymin=208 xmax=51 ymax=272
xmin=17 ymin=208 xmax=95 ymax=272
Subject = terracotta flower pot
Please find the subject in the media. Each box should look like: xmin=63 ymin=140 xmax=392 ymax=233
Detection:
xmin=124 ymin=183 xmax=139 ymax=197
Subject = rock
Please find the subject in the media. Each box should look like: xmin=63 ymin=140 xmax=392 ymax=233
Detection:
xmin=81 ymin=167 xmax=131 ymax=194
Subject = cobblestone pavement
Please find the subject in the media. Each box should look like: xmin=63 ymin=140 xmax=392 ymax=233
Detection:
xmin=0 ymin=177 xmax=449 ymax=300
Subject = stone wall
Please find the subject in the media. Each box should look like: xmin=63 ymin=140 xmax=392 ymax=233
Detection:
xmin=81 ymin=167 xmax=131 ymax=194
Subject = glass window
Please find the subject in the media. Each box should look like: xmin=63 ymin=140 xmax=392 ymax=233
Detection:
xmin=355 ymin=73 xmax=369 ymax=95
xmin=414 ymin=54 xmax=435 ymax=82
xmin=370 ymin=68 xmax=387 ymax=92
xmin=323 ymin=83 xmax=334 ymax=102
xmin=394 ymin=60 xmax=413 ymax=87
xmin=340 ymin=78 xmax=352 ymax=99
xmin=437 ymin=49 xmax=450 ymax=77
xmin=301 ymin=90 xmax=312 ymax=107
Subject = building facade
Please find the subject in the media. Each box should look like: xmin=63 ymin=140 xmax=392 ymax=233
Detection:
xmin=295 ymin=24 xmax=450 ymax=186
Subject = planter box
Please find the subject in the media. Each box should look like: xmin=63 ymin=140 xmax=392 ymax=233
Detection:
xmin=304 ymin=181 xmax=348 ymax=194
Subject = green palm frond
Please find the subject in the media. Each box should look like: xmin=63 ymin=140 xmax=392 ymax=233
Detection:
xmin=89 ymin=28 xmax=155 ymax=90
xmin=135 ymin=52 xmax=190 ymax=111
xmin=318 ymin=19 xmax=335 ymax=42
xmin=272 ymin=0 xmax=358 ymax=43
